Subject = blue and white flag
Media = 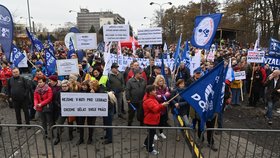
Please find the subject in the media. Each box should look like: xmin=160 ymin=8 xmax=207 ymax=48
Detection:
xmin=45 ymin=48 xmax=56 ymax=77
xmin=11 ymin=44 xmax=25 ymax=67
xmin=26 ymin=28 xmax=44 ymax=52
xmin=173 ymin=34 xmax=182 ymax=70
xmin=179 ymin=61 xmax=227 ymax=130
xmin=97 ymin=42 xmax=105 ymax=52
xmin=182 ymin=40 xmax=190 ymax=69
xmin=48 ymin=34 xmax=55 ymax=55
xmin=269 ymin=38 xmax=280 ymax=57
xmin=226 ymin=58 xmax=235 ymax=82
xmin=0 ymin=5 xmax=14 ymax=61
xmin=191 ymin=13 xmax=222 ymax=50
xmin=67 ymin=37 xmax=75 ymax=58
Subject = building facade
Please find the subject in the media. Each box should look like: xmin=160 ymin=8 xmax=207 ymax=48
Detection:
xmin=77 ymin=8 xmax=125 ymax=33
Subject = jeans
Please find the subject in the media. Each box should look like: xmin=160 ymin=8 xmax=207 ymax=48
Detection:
xmin=231 ymin=88 xmax=241 ymax=105
xmin=103 ymin=113 xmax=113 ymax=141
xmin=218 ymin=112 xmax=223 ymax=128
xmin=266 ymin=101 xmax=275 ymax=119
xmin=114 ymin=92 xmax=124 ymax=115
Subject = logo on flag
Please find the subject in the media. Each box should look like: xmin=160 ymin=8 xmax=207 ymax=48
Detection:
xmin=45 ymin=49 xmax=56 ymax=76
xmin=191 ymin=13 xmax=222 ymax=50
xmin=179 ymin=61 xmax=227 ymax=129
xmin=11 ymin=44 xmax=25 ymax=67
xmin=1 ymin=27 xmax=9 ymax=38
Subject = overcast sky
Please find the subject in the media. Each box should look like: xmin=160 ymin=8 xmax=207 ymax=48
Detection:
xmin=1 ymin=0 xmax=204 ymax=32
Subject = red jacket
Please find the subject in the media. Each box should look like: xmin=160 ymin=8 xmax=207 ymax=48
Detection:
xmin=0 ymin=67 xmax=12 ymax=86
xmin=126 ymin=69 xmax=148 ymax=82
xmin=143 ymin=94 xmax=165 ymax=125
xmin=34 ymin=86 xmax=53 ymax=112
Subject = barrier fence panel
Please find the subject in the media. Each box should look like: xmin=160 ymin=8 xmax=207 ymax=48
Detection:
xmin=200 ymin=128 xmax=280 ymax=158
xmin=0 ymin=124 xmax=49 ymax=158
xmin=50 ymin=125 xmax=195 ymax=158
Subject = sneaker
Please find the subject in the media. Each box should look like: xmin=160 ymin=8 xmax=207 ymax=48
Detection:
xmin=149 ymin=149 xmax=159 ymax=155
xmin=159 ymin=133 xmax=167 ymax=139
xmin=154 ymin=134 xmax=158 ymax=141
xmin=268 ymin=120 xmax=272 ymax=125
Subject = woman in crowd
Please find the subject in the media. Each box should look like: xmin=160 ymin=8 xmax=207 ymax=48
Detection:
xmin=170 ymin=79 xmax=190 ymax=141
xmin=76 ymin=80 xmax=93 ymax=145
xmin=153 ymin=75 xmax=171 ymax=140
xmin=143 ymin=85 xmax=168 ymax=155
xmin=90 ymin=67 xmax=108 ymax=88
xmin=34 ymin=77 xmax=53 ymax=137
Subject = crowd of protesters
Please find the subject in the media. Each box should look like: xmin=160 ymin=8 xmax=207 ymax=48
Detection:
xmin=0 ymin=39 xmax=279 ymax=155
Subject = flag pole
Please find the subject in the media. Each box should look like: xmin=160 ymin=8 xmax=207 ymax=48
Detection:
xmin=240 ymin=80 xmax=244 ymax=101
xmin=248 ymin=63 xmax=255 ymax=98
xmin=167 ymin=93 xmax=180 ymax=103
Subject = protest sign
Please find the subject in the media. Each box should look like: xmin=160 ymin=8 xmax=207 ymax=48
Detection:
xmin=234 ymin=71 xmax=246 ymax=80
xmin=103 ymin=24 xmax=129 ymax=42
xmin=76 ymin=33 xmax=97 ymax=49
xmin=137 ymin=27 xmax=162 ymax=45
xmin=61 ymin=93 xmax=108 ymax=116
xmin=247 ymin=51 xmax=265 ymax=63
xmin=56 ymin=59 xmax=79 ymax=76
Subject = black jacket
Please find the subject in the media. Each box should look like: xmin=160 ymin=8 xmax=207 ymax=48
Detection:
xmin=264 ymin=77 xmax=280 ymax=102
xmin=126 ymin=77 xmax=146 ymax=104
xmin=7 ymin=76 xmax=28 ymax=101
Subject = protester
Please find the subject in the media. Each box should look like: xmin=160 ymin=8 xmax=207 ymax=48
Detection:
xmin=126 ymin=61 xmax=147 ymax=82
xmin=90 ymin=67 xmax=108 ymax=88
xmin=264 ymin=70 xmax=280 ymax=125
xmin=230 ymin=67 xmax=242 ymax=106
xmin=7 ymin=68 xmax=30 ymax=130
xmin=107 ymin=63 xmax=126 ymax=118
xmin=126 ymin=68 xmax=146 ymax=126
xmin=34 ymin=77 xmax=53 ymax=136
xmin=48 ymin=75 xmax=61 ymax=124
xmin=248 ymin=64 xmax=263 ymax=106
xmin=175 ymin=62 xmax=191 ymax=83
xmin=0 ymin=61 xmax=12 ymax=107
xmin=153 ymin=75 xmax=171 ymax=140
xmin=143 ymin=85 xmax=168 ymax=155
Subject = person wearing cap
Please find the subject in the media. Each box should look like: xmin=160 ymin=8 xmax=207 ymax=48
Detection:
xmin=48 ymin=75 xmax=61 ymax=123
xmin=107 ymin=63 xmax=126 ymax=118
xmin=126 ymin=61 xmax=147 ymax=82
xmin=126 ymin=68 xmax=146 ymax=126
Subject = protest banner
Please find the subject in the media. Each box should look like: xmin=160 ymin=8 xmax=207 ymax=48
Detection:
xmin=234 ymin=71 xmax=246 ymax=80
xmin=264 ymin=56 xmax=280 ymax=70
xmin=103 ymin=24 xmax=129 ymax=42
xmin=76 ymin=33 xmax=97 ymax=49
xmin=61 ymin=92 xmax=108 ymax=116
xmin=137 ymin=27 xmax=162 ymax=45
xmin=247 ymin=50 xmax=265 ymax=63
xmin=102 ymin=53 xmax=176 ymax=75
xmin=56 ymin=59 xmax=79 ymax=76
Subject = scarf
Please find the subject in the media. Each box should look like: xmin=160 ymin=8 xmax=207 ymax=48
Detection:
xmin=35 ymin=84 xmax=49 ymax=96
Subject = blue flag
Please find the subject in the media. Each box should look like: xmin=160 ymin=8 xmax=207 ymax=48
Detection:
xmin=97 ymin=42 xmax=105 ymax=52
xmin=0 ymin=5 xmax=14 ymax=61
xmin=26 ymin=28 xmax=44 ymax=52
xmin=179 ymin=61 xmax=227 ymax=130
xmin=48 ymin=34 xmax=55 ymax=55
xmin=45 ymin=48 xmax=56 ymax=77
xmin=67 ymin=37 xmax=75 ymax=59
xmin=191 ymin=13 xmax=222 ymax=50
xmin=181 ymin=40 xmax=190 ymax=69
xmin=173 ymin=34 xmax=182 ymax=70
xmin=11 ymin=44 xmax=25 ymax=67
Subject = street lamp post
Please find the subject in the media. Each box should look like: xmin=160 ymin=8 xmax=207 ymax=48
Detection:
xmin=149 ymin=2 xmax=172 ymax=27
xmin=20 ymin=16 xmax=33 ymax=29
xmin=26 ymin=0 xmax=32 ymax=32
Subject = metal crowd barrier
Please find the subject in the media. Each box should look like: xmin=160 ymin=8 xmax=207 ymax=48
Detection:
xmin=200 ymin=128 xmax=280 ymax=158
xmin=0 ymin=124 xmax=49 ymax=158
xmin=50 ymin=125 xmax=195 ymax=158
xmin=2 ymin=123 xmax=280 ymax=158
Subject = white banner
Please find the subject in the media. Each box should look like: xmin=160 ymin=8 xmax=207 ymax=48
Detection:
xmin=56 ymin=59 xmax=79 ymax=76
xmin=103 ymin=24 xmax=130 ymax=42
xmin=190 ymin=49 xmax=201 ymax=76
xmin=76 ymin=33 xmax=97 ymax=50
xmin=102 ymin=53 xmax=175 ymax=75
xmin=61 ymin=93 xmax=108 ymax=116
xmin=207 ymin=50 xmax=215 ymax=62
xmin=234 ymin=71 xmax=246 ymax=80
xmin=247 ymin=51 xmax=265 ymax=63
xmin=137 ymin=27 xmax=162 ymax=45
